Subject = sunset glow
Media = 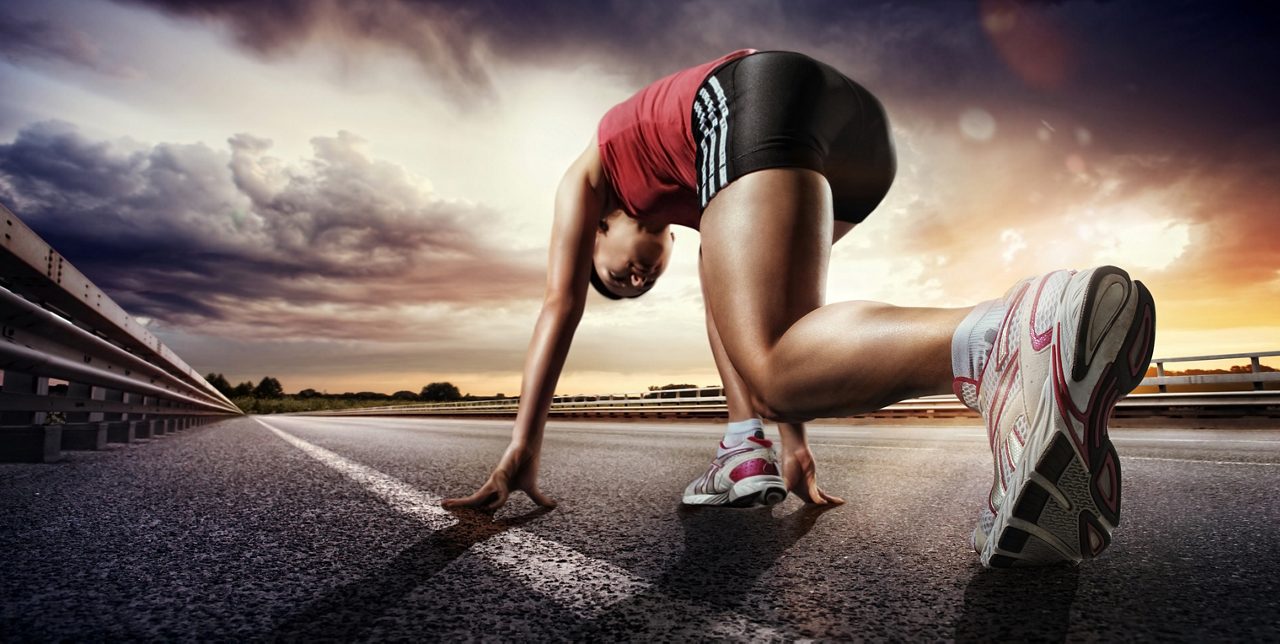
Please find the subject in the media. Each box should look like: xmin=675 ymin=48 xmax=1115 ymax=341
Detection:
xmin=2 ymin=0 xmax=1275 ymax=396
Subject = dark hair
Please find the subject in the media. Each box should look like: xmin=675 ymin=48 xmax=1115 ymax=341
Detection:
xmin=590 ymin=263 xmax=638 ymax=300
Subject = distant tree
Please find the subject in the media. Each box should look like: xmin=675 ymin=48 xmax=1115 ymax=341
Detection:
xmin=297 ymin=388 xmax=320 ymax=399
xmin=391 ymin=390 xmax=419 ymax=401
xmin=355 ymin=391 xmax=387 ymax=400
xmin=205 ymin=373 xmax=232 ymax=397
xmin=253 ymin=376 xmax=284 ymax=399
xmin=420 ymin=382 xmax=462 ymax=402
xmin=495 ymin=393 xmax=505 ymax=399
xmin=231 ymin=381 xmax=254 ymax=397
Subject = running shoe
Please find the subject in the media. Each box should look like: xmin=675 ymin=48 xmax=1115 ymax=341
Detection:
xmin=957 ymin=266 xmax=1156 ymax=567
xmin=682 ymin=430 xmax=788 ymax=507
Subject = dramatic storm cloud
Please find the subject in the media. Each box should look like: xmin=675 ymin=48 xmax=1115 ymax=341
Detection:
xmin=122 ymin=1 xmax=1279 ymax=149
xmin=0 ymin=9 xmax=137 ymax=77
xmin=0 ymin=121 xmax=545 ymax=337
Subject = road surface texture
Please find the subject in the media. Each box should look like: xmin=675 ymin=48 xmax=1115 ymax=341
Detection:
xmin=2 ymin=415 xmax=1278 ymax=641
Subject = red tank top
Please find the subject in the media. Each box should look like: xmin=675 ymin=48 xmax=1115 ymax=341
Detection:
xmin=597 ymin=49 xmax=755 ymax=228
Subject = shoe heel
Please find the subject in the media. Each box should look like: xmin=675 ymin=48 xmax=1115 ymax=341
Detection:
xmin=1082 ymin=279 xmax=1152 ymax=529
xmin=762 ymin=488 xmax=787 ymax=506
xmin=1072 ymin=265 xmax=1134 ymax=383
xmin=727 ymin=475 xmax=787 ymax=507
xmin=1115 ymin=280 xmax=1156 ymax=394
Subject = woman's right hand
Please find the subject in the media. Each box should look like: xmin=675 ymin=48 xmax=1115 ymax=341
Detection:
xmin=442 ymin=442 xmax=557 ymax=511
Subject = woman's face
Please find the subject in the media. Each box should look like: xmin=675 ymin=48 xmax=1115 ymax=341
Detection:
xmin=593 ymin=210 xmax=674 ymax=298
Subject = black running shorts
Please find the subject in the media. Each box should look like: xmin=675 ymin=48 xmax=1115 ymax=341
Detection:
xmin=691 ymin=51 xmax=897 ymax=224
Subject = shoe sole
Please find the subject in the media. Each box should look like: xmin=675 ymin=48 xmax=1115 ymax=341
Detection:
xmin=984 ymin=266 xmax=1156 ymax=567
xmin=682 ymin=475 xmax=788 ymax=507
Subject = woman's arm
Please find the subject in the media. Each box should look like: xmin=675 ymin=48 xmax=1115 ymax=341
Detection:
xmin=442 ymin=137 xmax=609 ymax=510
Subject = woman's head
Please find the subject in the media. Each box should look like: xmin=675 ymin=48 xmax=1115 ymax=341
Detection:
xmin=591 ymin=208 xmax=675 ymax=299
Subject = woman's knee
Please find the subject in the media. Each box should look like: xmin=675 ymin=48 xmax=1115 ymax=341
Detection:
xmin=751 ymin=392 xmax=812 ymax=424
xmin=741 ymin=353 xmax=814 ymax=423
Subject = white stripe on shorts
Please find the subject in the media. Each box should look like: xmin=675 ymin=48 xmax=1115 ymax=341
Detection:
xmin=709 ymin=76 xmax=730 ymax=188
xmin=693 ymin=99 xmax=711 ymax=204
xmin=696 ymin=87 xmax=720 ymax=203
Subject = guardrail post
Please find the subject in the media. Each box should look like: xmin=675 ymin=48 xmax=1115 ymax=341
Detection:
xmin=150 ymin=409 xmax=165 ymax=436
xmin=131 ymin=394 xmax=153 ymax=438
xmin=1251 ymin=356 xmax=1264 ymax=391
xmin=104 ymin=388 xmax=133 ymax=443
xmin=0 ymin=370 xmax=61 ymax=462
xmin=61 ymin=382 xmax=107 ymax=450
xmin=133 ymin=396 xmax=154 ymax=440
xmin=1156 ymin=361 xmax=1167 ymax=393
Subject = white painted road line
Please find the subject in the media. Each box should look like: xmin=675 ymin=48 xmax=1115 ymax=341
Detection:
xmin=257 ymin=417 xmax=645 ymax=619
xmin=1112 ymin=437 xmax=1280 ymax=445
xmin=265 ymin=419 xmax=455 ymax=531
xmin=465 ymin=533 xmax=650 ymax=617
xmin=810 ymin=439 xmax=1279 ymax=467
xmin=811 ymin=443 xmax=945 ymax=451
xmin=1126 ymin=456 xmax=1280 ymax=467
xmin=256 ymin=417 xmax=788 ymax=637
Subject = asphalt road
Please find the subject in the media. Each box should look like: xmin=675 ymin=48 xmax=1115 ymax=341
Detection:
xmin=2 ymin=415 xmax=1279 ymax=641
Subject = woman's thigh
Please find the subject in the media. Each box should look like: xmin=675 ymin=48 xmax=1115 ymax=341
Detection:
xmin=698 ymin=166 xmax=834 ymax=389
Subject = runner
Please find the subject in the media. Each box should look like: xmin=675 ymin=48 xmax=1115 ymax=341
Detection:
xmin=443 ymin=49 xmax=1157 ymax=567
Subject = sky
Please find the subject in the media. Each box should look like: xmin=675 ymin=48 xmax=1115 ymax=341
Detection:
xmin=0 ymin=0 xmax=1277 ymax=396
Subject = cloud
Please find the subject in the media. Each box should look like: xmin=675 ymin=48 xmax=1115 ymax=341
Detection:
xmin=0 ymin=121 xmax=546 ymax=338
xmin=117 ymin=0 xmax=1280 ymax=154
xmin=832 ymin=107 xmax=1280 ymax=321
xmin=0 ymin=9 xmax=139 ymax=77
xmin=118 ymin=0 xmax=987 ymax=104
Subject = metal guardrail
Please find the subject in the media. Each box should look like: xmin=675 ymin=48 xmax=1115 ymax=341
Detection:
xmin=0 ymin=202 xmax=241 ymax=462
xmin=309 ymin=352 xmax=1280 ymax=421
xmin=1149 ymin=350 xmax=1280 ymax=391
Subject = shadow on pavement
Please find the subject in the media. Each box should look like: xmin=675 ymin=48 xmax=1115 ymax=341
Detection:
xmin=566 ymin=503 xmax=837 ymax=638
xmin=952 ymin=563 xmax=1079 ymax=642
xmin=272 ymin=506 xmax=549 ymax=642
xmin=662 ymin=503 xmax=837 ymax=597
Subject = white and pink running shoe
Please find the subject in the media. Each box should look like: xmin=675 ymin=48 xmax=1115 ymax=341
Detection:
xmin=682 ymin=431 xmax=788 ymax=507
xmin=957 ymin=266 xmax=1156 ymax=567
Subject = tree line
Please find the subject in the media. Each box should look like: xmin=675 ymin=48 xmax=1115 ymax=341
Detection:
xmin=203 ymin=374 xmax=502 ymax=403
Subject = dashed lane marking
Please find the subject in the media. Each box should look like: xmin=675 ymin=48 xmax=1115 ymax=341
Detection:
xmin=810 ymin=443 xmax=945 ymax=451
xmin=255 ymin=417 xmax=788 ymax=638
xmin=810 ymin=440 xmax=1279 ymax=466
xmin=1112 ymin=437 xmax=1280 ymax=445
xmin=1126 ymin=456 xmax=1280 ymax=467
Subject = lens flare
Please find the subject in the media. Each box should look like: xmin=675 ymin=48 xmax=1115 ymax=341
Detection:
xmin=960 ymin=108 xmax=997 ymax=141
xmin=980 ymin=0 xmax=1076 ymax=91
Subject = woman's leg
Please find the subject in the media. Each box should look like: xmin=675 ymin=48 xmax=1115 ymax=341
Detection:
xmin=695 ymin=218 xmax=861 ymax=505
xmin=701 ymin=220 xmax=860 ymax=424
xmin=701 ymin=163 xmax=1156 ymax=568
xmin=699 ymin=167 xmax=972 ymax=421
xmin=701 ymin=253 xmax=758 ymax=423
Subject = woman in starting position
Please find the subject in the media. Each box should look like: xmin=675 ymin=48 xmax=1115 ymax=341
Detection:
xmin=444 ymin=49 xmax=1157 ymax=567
